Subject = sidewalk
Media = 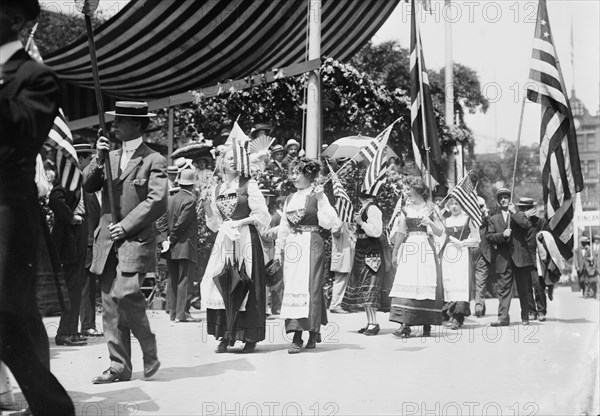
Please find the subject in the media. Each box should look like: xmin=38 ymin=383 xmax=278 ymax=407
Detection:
xmin=7 ymin=287 xmax=599 ymax=415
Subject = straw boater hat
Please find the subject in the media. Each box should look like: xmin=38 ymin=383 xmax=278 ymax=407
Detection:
xmin=495 ymin=187 xmax=511 ymax=201
xmin=271 ymin=144 xmax=284 ymax=154
xmin=516 ymin=197 xmax=536 ymax=208
xmin=167 ymin=166 xmax=179 ymax=175
xmin=106 ymin=101 xmax=156 ymax=117
xmin=74 ymin=143 xmax=95 ymax=155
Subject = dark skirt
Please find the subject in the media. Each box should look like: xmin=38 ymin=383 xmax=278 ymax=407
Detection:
xmin=284 ymin=231 xmax=328 ymax=334
xmin=206 ymin=225 xmax=266 ymax=344
xmin=341 ymin=238 xmax=382 ymax=311
xmin=389 ymin=241 xmax=444 ymax=326
xmin=441 ymin=301 xmax=471 ymax=324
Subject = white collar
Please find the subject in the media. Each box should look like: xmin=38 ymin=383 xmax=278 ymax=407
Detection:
xmin=0 ymin=40 xmax=23 ymax=66
xmin=122 ymin=137 xmax=143 ymax=152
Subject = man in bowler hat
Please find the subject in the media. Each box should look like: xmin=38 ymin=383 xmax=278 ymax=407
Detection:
xmin=487 ymin=188 xmax=534 ymax=326
xmin=84 ymin=101 xmax=167 ymax=383
xmin=0 ymin=0 xmax=74 ymax=413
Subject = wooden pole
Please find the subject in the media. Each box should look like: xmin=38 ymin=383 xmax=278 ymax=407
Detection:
xmin=415 ymin=9 xmax=433 ymax=201
xmin=510 ymin=97 xmax=527 ymax=202
xmin=84 ymin=14 xmax=118 ymax=224
xmin=167 ymin=107 xmax=174 ymax=162
xmin=305 ymin=0 xmax=321 ymax=158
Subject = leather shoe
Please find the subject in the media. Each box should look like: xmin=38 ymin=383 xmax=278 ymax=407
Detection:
xmin=55 ymin=334 xmax=87 ymax=346
xmin=364 ymin=324 xmax=380 ymax=336
xmin=528 ymin=312 xmax=537 ymax=321
xmin=538 ymin=313 xmax=546 ymax=322
xmin=215 ymin=339 xmax=228 ymax=353
xmin=92 ymin=368 xmax=128 ymax=384
xmin=82 ymin=328 xmax=103 ymax=337
xmin=144 ymin=360 xmax=160 ymax=378
xmin=242 ymin=342 xmax=257 ymax=353
xmin=490 ymin=321 xmax=509 ymax=327
xmin=288 ymin=341 xmax=303 ymax=354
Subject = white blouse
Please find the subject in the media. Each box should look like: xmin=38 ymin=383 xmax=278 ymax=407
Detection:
xmin=444 ymin=213 xmax=480 ymax=248
xmin=358 ymin=203 xmax=383 ymax=238
xmin=205 ymin=177 xmax=271 ymax=233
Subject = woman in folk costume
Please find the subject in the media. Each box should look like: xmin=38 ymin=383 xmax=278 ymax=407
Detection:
xmin=200 ymin=147 xmax=271 ymax=353
xmin=389 ymin=178 xmax=444 ymax=337
xmin=276 ymin=158 xmax=338 ymax=353
xmin=440 ymin=197 xmax=480 ymax=329
xmin=341 ymin=192 xmax=384 ymax=336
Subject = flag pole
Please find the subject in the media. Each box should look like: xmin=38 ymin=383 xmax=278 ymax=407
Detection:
xmin=78 ymin=2 xmax=119 ymax=224
xmin=415 ymin=5 xmax=433 ymax=201
xmin=24 ymin=22 xmax=38 ymax=51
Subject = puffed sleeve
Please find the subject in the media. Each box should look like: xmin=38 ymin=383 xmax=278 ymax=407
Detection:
xmin=360 ymin=205 xmax=383 ymax=238
xmin=205 ymin=185 xmax=223 ymax=232
xmin=317 ymin=195 xmax=338 ymax=230
xmin=247 ymin=179 xmax=271 ymax=232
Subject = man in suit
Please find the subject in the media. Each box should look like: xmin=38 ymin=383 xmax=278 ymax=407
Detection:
xmin=84 ymin=101 xmax=167 ymax=384
xmin=519 ymin=198 xmax=549 ymax=321
xmin=49 ymin=169 xmax=88 ymax=346
xmin=76 ymin=144 xmax=104 ymax=337
xmin=0 ymin=0 xmax=74 ymax=413
xmin=473 ymin=196 xmax=494 ymax=317
xmin=487 ymin=188 xmax=534 ymax=326
xmin=163 ymin=169 xmax=198 ymax=322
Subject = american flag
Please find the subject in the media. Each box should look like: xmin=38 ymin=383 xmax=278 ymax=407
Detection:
xmin=228 ymin=121 xmax=251 ymax=177
xmin=360 ymin=123 xmax=393 ymax=196
xmin=26 ymin=36 xmax=82 ymax=192
xmin=526 ymin=0 xmax=583 ymax=259
xmin=46 ymin=109 xmax=82 ymax=192
xmin=327 ymin=161 xmax=354 ymax=224
xmin=410 ymin=0 xmax=444 ymax=189
xmin=447 ymin=171 xmax=482 ymax=228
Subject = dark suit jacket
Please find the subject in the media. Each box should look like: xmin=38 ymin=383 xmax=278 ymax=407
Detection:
xmin=487 ymin=210 xmax=533 ymax=273
xmin=83 ymin=191 xmax=101 ymax=269
xmin=83 ymin=142 xmax=167 ymax=275
xmin=478 ymin=216 xmax=494 ymax=263
xmin=167 ymin=189 xmax=198 ymax=263
xmin=525 ymin=216 xmax=546 ymax=261
xmin=0 ymin=48 xmax=60 ymax=314
xmin=48 ymin=185 xmax=87 ymax=265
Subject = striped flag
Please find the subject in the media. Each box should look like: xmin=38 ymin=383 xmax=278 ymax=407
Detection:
xmin=228 ymin=121 xmax=251 ymax=177
xmin=47 ymin=109 xmax=82 ymax=191
xmin=361 ymin=124 xmax=393 ymax=196
xmin=327 ymin=161 xmax=355 ymax=224
xmin=447 ymin=171 xmax=482 ymax=228
xmin=25 ymin=36 xmax=82 ymax=192
xmin=526 ymin=0 xmax=583 ymax=259
xmin=410 ymin=0 xmax=444 ymax=188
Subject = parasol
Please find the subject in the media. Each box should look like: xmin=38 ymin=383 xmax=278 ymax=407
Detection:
xmin=171 ymin=142 xmax=214 ymax=161
xmin=212 ymin=259 xmax=253 ymax=344
xmin=321 ymin=135 xmax=399 ymax=162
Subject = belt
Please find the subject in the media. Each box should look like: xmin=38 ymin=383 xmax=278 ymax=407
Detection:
xmin=291 ymin=225 xmax=320 ymax=234
xmin=408 ymin=231 xmax=428 ymax=237
xmin=357 ymin=233 xmax=375 ymax=240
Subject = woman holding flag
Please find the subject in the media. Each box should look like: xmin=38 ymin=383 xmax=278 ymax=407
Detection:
xmin=440 ymin=197 xmax=480 ymax=329
xmin=389 ymin=178 xmax=444 ymax=337
xmin=276 ymin=158 xmax=338 ymax=354
xmin=200 ymin=145 xmax=271 ymax=354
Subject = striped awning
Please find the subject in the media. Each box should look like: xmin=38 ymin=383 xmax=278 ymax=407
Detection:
xmin=45 ymin=0 xmax=399 ymax=104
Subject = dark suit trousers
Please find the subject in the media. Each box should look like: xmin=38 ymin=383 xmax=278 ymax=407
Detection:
xmin=497 ymin=263 xmax=532 ymax=323
xmin=473 ymin=248 xmax=489 ymax=314
xmin=527 ymin=269 xmax=547 ymax=315
xmin=167 ymin=259 xmax=194 ymax=320
xmin=80 ymin=269 xmax=98 ymax=331
xmin=100 ymin=250 xmax=157 ymax=378
xmin=57 ymin=258 xmax=86 ymax=336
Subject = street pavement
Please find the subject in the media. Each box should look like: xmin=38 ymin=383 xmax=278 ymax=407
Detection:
xmin=8 ymin=287 xmax=599 ymax=415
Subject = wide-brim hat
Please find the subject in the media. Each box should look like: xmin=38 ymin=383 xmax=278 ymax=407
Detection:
xmin=106 ymin=101 xmax=156 ymax=117
xmin=178 ymin=169 xmax=196 ymax=186
xmin=271 ymin=144 xmax=284 ymax=154
xmin=74 ymin=143 xmax=95 ymax=154
xmin=169 ymin=187 xmax=181 ymax=195
xmin=260 ymin=188 xmax=275 ymax=197
xmin=285 ymin=139 xmax=301 ymax=150
xmin=516 ymin=197 xmax=536 ymax=208
xmin=593 ymin=234 xmax=600 ymax=242
xmin=495 ymin=187 xmax=511 ymax=200
xmin=250 ymin=123 xmax=274 ymax=138
xmin=581 ymin=236 xmax=591 ymax=243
